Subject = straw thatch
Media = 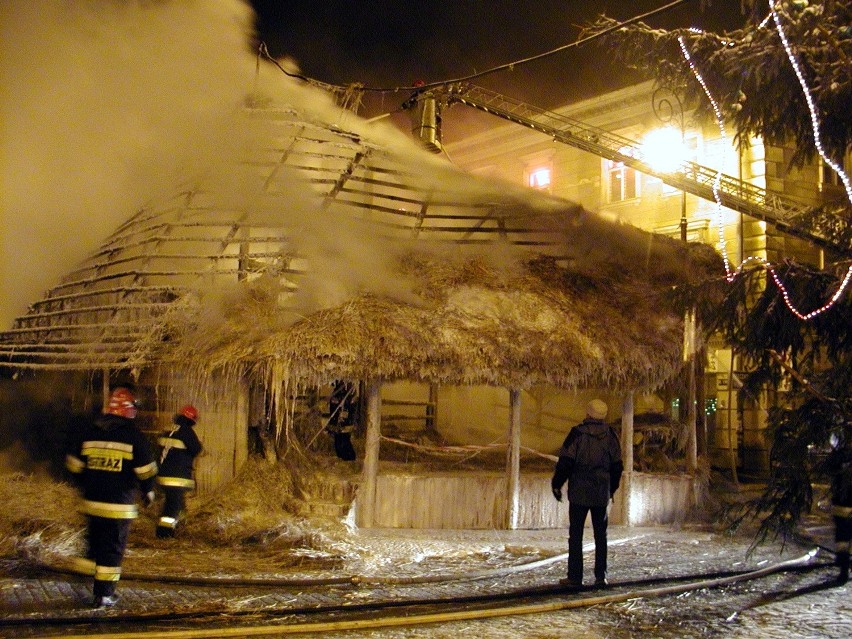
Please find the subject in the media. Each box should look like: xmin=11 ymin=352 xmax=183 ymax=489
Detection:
xmin=166 ymin=239 xmax=724 ymax=393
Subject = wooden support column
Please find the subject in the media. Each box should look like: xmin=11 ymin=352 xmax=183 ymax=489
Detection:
xmin=620 ymin=392 xmax=634 ymax=526
xmin=426 ymin=383 xmax=438 ymax=433
xmin=358 ymin=380 xmax=382 ymax=528
xmin=685 ymin=310 xmax=698 ymax=473
xmin=102 ymin=368 xmax=111 ymax=407
xmin=506 ymin=388 xmax=522 ymax=530
xmin=696 ymin=347 xmax=707 ymax=457
xmin=687 ymin=359 xmax=698 ymax=472
xmin=726 ymin=355 xmax=739 ymax=485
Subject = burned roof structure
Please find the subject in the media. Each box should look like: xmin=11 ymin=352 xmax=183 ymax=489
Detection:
xmin=0 ymin=89 xmax=724 ymax=391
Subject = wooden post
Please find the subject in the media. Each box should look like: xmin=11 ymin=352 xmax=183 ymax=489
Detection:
xmin=620 ymin=392 xmax=634 ymax=526
xmin=685 ymin=309 xmax=698 ymax=473
xmin=101 ymin=367 xmax=112 ymax=412
xmin=358 ymin=380 xmax=382 ymax=528
xmin=696 ymin=347 xmax=707 ymax=457
xmin=506 ymin=388 xmax=522 ymax=530
xmin=726 ymin=355 xmax=739 ymax=485
xmin=426 ymin=383 xmax=438 ymax=433
xmin=687 ymin=356 xmax=697 ymax=472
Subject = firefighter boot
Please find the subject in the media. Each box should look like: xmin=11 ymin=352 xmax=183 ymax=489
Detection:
xmin=92 ymin=594 xmax=119 ymax=608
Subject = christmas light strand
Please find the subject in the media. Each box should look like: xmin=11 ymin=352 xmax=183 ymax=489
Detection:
xmin=678 ymin=20 xmax=851 ymax=320
xmin=770 ymin=1 xmax=852 ymax=201
xmin=769 ymin=0 xmax=852 ymax=317
xmin=770 ymin=264 xmax=852 ymax=320
xmin=677 ymin=36 xmax=733 ymax=279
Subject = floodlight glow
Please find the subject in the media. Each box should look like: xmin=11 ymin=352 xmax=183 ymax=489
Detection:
xmin=640 ymin=127 xmax=686 ymax=173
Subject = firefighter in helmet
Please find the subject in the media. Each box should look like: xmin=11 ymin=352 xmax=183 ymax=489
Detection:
xmin=65 ymin=386 xmax=158 ymax=607
xmin=327 ymin=380 xmax=357 ymax=461
xmin=155 ymin=405 xmax=203 ymax=538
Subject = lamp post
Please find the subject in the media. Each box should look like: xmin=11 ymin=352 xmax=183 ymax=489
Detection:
xmin=649 ymin=86 xmax=699 ymax=473
xmin=651 ymin=87 xmax=688 ymax=241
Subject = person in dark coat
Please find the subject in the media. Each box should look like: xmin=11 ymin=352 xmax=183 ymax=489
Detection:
xmin=551 ymin=399 xmax=624 ymax=588
xmin=826 ymin=435 xmax=851 ymax=584
xmin=155 ymin=405 xmax=203 ymax=538
xmin=65 ymin=387 xmax=157 ymax=607
xmin=327 ymin=380 xmax=358 ymax=461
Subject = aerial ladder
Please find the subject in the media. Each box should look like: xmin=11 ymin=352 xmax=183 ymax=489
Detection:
xmin=407 ymin=83 xmax=849 ymax=257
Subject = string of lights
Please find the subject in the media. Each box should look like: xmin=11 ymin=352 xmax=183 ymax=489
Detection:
xmin=768 ymin=0 xmax=852 ymax=319
xmin=677 ymin=6 xmax=851 ymax=321
xmin=678 ymin=34 xmax=734 ymax=280
xmin=770 ymin=1 xmax=852 ymax=202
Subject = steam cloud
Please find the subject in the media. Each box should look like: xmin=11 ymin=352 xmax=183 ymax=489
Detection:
xmin=0 ymin=0 xmax=259 ymax=329
xmin=1 ymin=0 xmax=523 ymax=331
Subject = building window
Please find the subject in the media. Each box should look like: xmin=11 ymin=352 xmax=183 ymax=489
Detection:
xmin=607 ymin=150 xmax=637 ymax=202
xmin=528 ymin=166 xmax=551 ymax=190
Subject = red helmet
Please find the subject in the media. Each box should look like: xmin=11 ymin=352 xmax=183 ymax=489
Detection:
xmin=106 ymin=388 xmax=138 ymax=419
xmin=179 ymin=405 xmax=198 ymax=422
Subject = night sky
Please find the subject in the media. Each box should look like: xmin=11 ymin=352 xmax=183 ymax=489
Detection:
xmin=247 ymin=0 xmax=752 ymax=121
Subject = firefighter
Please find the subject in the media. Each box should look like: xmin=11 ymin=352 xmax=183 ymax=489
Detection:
xmin=155 ymin=405 xmax=203 ymax=538
xmin=327 ymin=380 xmax=357 ymax=461
xmin=65 ymin=386 xmax=157 ymax=608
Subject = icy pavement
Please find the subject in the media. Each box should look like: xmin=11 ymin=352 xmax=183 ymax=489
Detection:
xmin=0 ymin=525 xmax=849 ymax=638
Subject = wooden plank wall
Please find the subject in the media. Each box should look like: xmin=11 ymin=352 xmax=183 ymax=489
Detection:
xmin=152 ymin=369 xmax=249 ymax=495
xmin=630 ymin=472 xmax=694 ymax=525
xmin=368 ymin=471 xmax=687 ymax=529
xmin=192 ymin=382 xmax=249 ymax=495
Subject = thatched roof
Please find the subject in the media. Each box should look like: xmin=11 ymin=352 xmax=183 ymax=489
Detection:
xmin=165 ymin=242 xmax=723 ymax=391
xmin=0 ymin=97 xmax=725 ymax=391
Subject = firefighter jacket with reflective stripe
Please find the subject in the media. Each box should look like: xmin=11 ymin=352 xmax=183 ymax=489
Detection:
xmin=157 ymin=422 xmax=202 ymax=489
xmin=65 ymin=413 xmax=157 ymax=519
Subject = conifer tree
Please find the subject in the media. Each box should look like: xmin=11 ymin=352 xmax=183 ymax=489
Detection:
xmin=588 ymin=0 xmax=851 ymax=542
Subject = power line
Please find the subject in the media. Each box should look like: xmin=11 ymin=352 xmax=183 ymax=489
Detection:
xmin=259 ymin=0 xmax=690 ymax=94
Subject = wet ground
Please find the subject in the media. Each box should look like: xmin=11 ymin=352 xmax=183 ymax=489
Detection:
xmin=0 ymin=519 xmax=849 ymax=639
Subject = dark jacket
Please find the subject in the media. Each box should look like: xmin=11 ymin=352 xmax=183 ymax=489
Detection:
xmin=328 ymin=381 xmax=358 ymax=433
xmin=157 ymin=417 xmax=203 ymax=489
xmin=65 ymin=413 xmax=158 ymax=519
xmin=828 ymin=445 xmax=852 ymax=516
xmin=551 ymin=418 xmax=624 ymax=507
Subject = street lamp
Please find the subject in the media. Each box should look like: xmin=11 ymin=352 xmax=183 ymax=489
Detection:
xmin=648 ymin=87 xmax=688 ymax=242
xmin=647 ymin=86 xmax=699 ymax=472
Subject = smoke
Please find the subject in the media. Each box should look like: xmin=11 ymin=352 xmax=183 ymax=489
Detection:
xmin=0 ymin=0 xmax=258 ymax=329
xmin=0 ymin=0 xmax=551 ymax=335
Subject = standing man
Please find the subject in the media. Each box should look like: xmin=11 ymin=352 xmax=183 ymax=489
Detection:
xmin=65 ymin=386 xmax=157 ymax=607
xmin=551 ymin=399 xmax=624 ymax=588
xmin=156 ymin=405 xmax=203 ymax=538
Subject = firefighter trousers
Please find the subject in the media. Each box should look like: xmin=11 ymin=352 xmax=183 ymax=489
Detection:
xmin=86 ymin=516 xmax=131 ymax=597
xmin=157 ymin=487 xmax=187 ymax=538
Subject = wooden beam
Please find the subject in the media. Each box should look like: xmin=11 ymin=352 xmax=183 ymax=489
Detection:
xmin=506 ymin=388 xmax=522 ymax=530
xmin=686 ymin=310 xmax=698 ymax=473
xmin=358 ymin=380 xmax=382 ymax=528
xmin=620 ymin=392 xmax=634 ymax=527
